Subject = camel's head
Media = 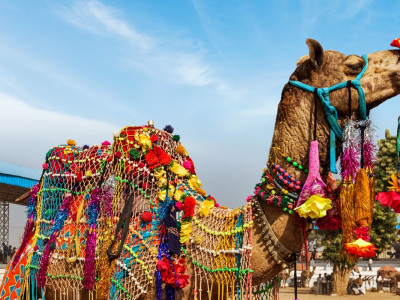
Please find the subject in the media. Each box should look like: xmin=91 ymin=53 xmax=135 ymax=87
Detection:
xmin=290 ymin=39 xmax=400 ymax=120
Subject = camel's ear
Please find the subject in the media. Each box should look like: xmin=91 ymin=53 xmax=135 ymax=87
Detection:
xmin=306 ymin=39 xmax=324 ymax=68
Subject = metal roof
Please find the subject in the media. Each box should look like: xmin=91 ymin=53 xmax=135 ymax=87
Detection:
xmin=0 ymin=161 xmax=41 ymax=189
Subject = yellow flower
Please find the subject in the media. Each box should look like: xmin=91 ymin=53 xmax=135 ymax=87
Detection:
xmin=180 ymin=221 xmax=192 ymax=244
xmin=388 ymin=173 xmax=400 ymax=192
xmin=67 ymin=139 xmax=76 ymax=146
xmin=134 ymin=132 xmax=152 ymax=151
xmin=174 ymin=189 xmax=184 ymax=201
xmin=295 ymin=195 xmax=332 ymax=219
xmin=189 ymin=175 xmax=202 ymax=191
xmin=157 ymin=176 xmax=167 ymax=188
xmin=199 ymin=199 xmax=215 ymax=217
xmin=154 ymin=169 xmax=166 ymax=179
xmin=170 ymin=161 xmax=188 ymax=177
xmin=176 ymin=144 xmax=188 ymax=156
xmin=157 ymin=185 xmax=175 ymax=201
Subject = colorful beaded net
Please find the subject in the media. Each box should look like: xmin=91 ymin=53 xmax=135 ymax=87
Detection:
xmin=0 ymin=124 xmax=283 ymax=300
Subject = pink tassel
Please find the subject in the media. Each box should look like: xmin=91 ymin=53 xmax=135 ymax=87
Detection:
xmin=363 ymin=140 xmax=376 ymax=170
xmin=37 ymin=234 xmax=58 ymax=287
xmin=340 ymin=147 xmax=360 ymax=180
xmin=83 ymin=227 xmax=97 ymax=289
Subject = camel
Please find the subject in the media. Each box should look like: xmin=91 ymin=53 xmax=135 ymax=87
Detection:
xmin=300 ymin=266 xmax=316 ymax=288
xmin=378 ymin=269 xmax=400 ymax=293
xmin=2 ymin=39 xmax=400 ymax=300
xmin=277 ymin=269 xmax=290 ymax=288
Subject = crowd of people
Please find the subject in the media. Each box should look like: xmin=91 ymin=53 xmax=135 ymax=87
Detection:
xmin=1 ymin=243 xmax=16 ymax=264
xmin=310 ymin=273 xmax=333 ymax=295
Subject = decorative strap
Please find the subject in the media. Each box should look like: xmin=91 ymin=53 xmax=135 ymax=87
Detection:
xmin=251 ymin=197 xmax=293 ymax=268
xmin=289 ymin=54 xmax=368 ymax=173
xmin=107 ymin=190 xmax=135 ymax=261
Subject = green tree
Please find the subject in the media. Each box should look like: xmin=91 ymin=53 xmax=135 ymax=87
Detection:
xmin=371 ymin=129 xmax=398 ymax=255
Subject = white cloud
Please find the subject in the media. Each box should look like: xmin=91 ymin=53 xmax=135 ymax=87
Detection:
xmin=57 ymin=0 xmax=235 ymax=96
xmin=0 ymin=92 xmax=119 ymax=169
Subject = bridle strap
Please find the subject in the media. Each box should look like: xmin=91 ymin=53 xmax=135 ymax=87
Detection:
xmin=288 ymin=54 xmax=368 ymax=173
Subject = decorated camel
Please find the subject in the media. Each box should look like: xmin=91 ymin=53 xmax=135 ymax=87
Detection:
xmin=300 ymin=266 xmax=316 ymax=288
xmin=1 ymin=39 xmax=400 ymax=300
xmin=277 ymin=270 xmax=289 ymax=288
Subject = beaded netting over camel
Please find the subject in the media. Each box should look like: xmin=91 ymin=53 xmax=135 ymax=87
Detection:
xmin=1 ymin=38 xmax=400 ymax=300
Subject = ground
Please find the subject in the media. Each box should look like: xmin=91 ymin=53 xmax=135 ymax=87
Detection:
xmin=279 ymin=288 xmax=398 ymax=299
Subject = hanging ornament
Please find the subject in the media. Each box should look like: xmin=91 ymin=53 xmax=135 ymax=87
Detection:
xmin=295 ymin=141 xmax=331 ymax=218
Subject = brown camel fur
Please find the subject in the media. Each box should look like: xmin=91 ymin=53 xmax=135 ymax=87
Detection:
xmin=36 ymin=39 xmax=400 ymax=299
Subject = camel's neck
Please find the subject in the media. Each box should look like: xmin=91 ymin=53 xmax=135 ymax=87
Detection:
xmin=269 ymin=86 xmax=331 ymax=182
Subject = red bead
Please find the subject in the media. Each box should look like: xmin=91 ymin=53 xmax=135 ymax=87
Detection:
xmin=275 ymin=165 xmax=280 ymax=169
xmin=284 ymin=172 xmax=289 ymax=177
xmin=289 ymin=183 xmax=294 ymax=188
xmin=296 ymin=180 xmax=301 ymax=185
xmin=284 ymin=180 xmax=288 ymax=184
xmin=279 ymin=175 xmax=283 ymax=180
xmin=291 ymin=177 xmax=295 ymax=182
xmin=295 ymin=185 xmax=301 ymax=190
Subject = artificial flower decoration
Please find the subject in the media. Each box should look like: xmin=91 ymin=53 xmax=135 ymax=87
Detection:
xmin=180 ymin=221 xmax=192 ymax=244
xmin=134 ymin=133 xmax=152 ymax=151
xmin=295 ymin=195 xmax=332 ymax=219
xmin=344 ymin=238 xmax=377 ymax=258
xmin=315 ymin=213 xmax=342 ymax=231
xmin=170 ymin=161 xmax=188 ymax=177
xmin=375 ymin=191 xmax=400 ymax=213
xmin=157 ymin=257 xmax=189 ymax=289
xmin=176 ymin=144 xmax=188 ymax=156
xmin=354 ymin=227 xmax=370 ymax=241
xmin=199 ymin=199 xmax=215 ymax=217
xmin=390 ymin=37 xmax=400 ymax=48
xmin=388 ymin=173 xmax=400 ymax=192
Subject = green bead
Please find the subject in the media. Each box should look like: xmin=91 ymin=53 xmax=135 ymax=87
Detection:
xmin=292 ymin=161 xmax=298 ymax=167
xmin=298 ymin=165 xmax=303 ymax=170
xmin=289 ymin=210 xmax=294 ymax=214
xmin=286 ymin=157 xmax=292 ymax=162
xmin=305 ymin=169 xmax=309 ymax=173
xmin=261 ymin=178 xmax=266 ymax=182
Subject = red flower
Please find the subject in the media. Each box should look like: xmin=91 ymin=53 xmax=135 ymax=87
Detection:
xmin=141 ymin=211 xmax=152 ymax=223
xmin=391 ymin=38 xmax=400 ymax=48
xmin=150 ymin=134 xmax=158 ymax=142
xmin=186 ymin=157 xmax=196 ymax=174
xmin=145 ymin=151 xmax=160 ymax=169
xmin=154 ymin=146 xmax=172 ymax=166
xmin=183 ymin=197 xmax=196 ymax=218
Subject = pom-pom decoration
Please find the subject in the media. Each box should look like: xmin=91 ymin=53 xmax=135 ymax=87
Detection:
xmin=182 ymin=197 xmax=196 ymax=218
xmin=163 ymin=125 xmax=174 ymax=133
xmin=67 ymin=139 xmax=76 ymax=146
xmin=199 ymin=199 xmax=215 ymax=217
xmin=141 ymin=211 xmax=153 ymax=223
xmin=344 ymin=238 xmax=377 ymax=258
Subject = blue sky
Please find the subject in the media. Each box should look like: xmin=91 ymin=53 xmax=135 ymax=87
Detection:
xmin=1 ymin=1 xmax=400 ymax=245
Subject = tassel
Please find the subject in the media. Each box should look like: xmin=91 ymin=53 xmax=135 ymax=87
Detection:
xmin=96 ymin=224 xmax=115 ymax=300
xmin=83 ymin=188 xmax=102 ymax=290
xmin=353 ymin=169 xmax=372 ymax=228
xmin=339 ymin=179 xmax=355 ymax=261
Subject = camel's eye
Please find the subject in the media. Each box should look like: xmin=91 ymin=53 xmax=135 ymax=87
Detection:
xmin=344 ymin=55 xmax=365 ymax=75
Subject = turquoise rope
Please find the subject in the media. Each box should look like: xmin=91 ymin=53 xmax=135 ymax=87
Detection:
xmin=289 ymin=54 xmax=368 ymax=173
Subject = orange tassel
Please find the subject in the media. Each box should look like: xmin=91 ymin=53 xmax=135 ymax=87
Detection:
xmin=353 ymin=169 xmax=372 ymax=228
